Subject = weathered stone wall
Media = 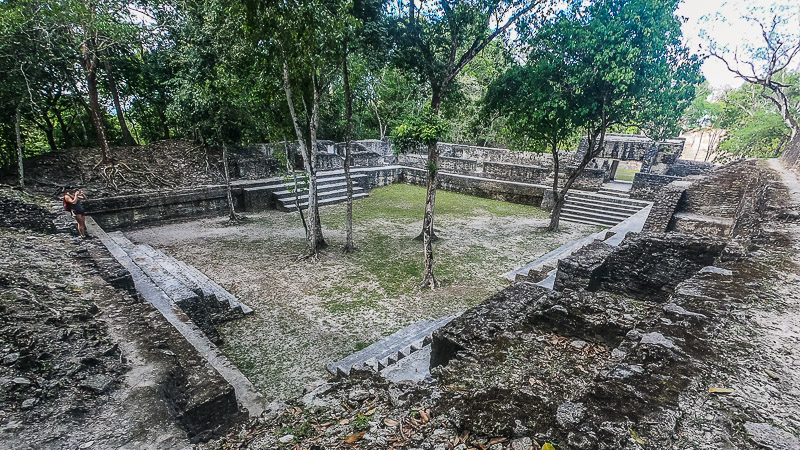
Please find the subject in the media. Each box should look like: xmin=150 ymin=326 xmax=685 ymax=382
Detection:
xmin=316 ymin=153 xmax=344 ymax=171
xmin=84 ymin=186 xmax=245 ymax=230
xmin=666 ymin=159 xmax=715 ymax=177
xmin=438 ymin=143 xmax=569 ymax=169
xmin=553 ymin=232 xmax=728 ymax=300
xmin=553 ymin=240 xmax=613 ymax=291
xmin=593 ymin=232 xmax=728 ymax=299
xmin=400 ymin=168 xmax=546 ymax=206
xmin=483 ymin=162 xmax=550 ymax=184
xmin=354 ymin=139 xmax=393 ymax=157
xmin=642 ymin=159 xmax=780 ymax=239
xmin=678 ymin=161 xmax=754 ymax=218
xmin=438 ymin=156 xmax=478 ymax=174
xmin=630 ymin=172 xmax=682 ymax=200
xmin=396 ymin=153 xmax=427 ymax=169
xmin=642 ymin=180 xmax=690 ymax=232
xmin=576 ymin=133 xmax=685 ymax=174
xmin=333 ymin=142 xmax=369 ymax=155
xmin=350 ymin=151 xmax=384 ymax=167
xmin=561 ymin=167 xmax=606 ymax=190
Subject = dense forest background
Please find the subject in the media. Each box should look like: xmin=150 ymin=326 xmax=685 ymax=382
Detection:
xmin=0 ymin=0 xmax=797 ymax=169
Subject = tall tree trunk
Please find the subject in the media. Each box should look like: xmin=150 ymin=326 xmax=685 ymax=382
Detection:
xmin=420 ymin=139 xmax=440 ymax=289
xmin=419 ymin=94 xmax=443 ymax=289
xmin=104 ymin=60 xmax=137 ymax=146
xmin=547 ymin=139 xmax=561 ymax=231
xmin=282 ymin=60 xmax=325 ymax=255
xmin=371 ymin=99 xmax=385 ymax=141
xmin=342 ymin=45 xmax=355 ymax=253
xmin=221 ymin=141 xmax=240 ymax=221
xmin=15 ymin=103 xmax=24 ymax=189
xmin=285 ymin=141 xmax=308 ymax=233
xmin=84 ymin=54 xmax=111 ymax=163
xmin=39 ymin=110 xmax=58 ymax=153
xmin=308 ymin=73 xmax=326 ymax=250
xmin=43 ymin=127 xmax=58 ymax=153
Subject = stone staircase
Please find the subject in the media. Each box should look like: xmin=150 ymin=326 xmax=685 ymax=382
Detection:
xmin=328 ymin=314 xmax=460 ymax=379
xmin=86 ymin=218 xmax=266 ymax=417
xmin=561 ymin=191 xmax=650 ymax=227
xmin=596 ymin=188 xmax=631 ymax=198
xmin=104 ymin=231 xmax=252 ymax=343
xmin=245 ymin=172 xmax=370 ymax=212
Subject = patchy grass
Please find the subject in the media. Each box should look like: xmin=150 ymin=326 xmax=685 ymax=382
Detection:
xmin=614 ymin=167 xmax=639 ymax=182
xmin=127 ymin=184 xmax=596 ymax=401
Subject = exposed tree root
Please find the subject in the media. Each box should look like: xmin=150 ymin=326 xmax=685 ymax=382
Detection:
xmin=419 ymin=274 xmax=441 ymax=290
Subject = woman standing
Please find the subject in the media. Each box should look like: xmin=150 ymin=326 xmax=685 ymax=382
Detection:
xmin=63 ymin=186 xmax=88 ymax=238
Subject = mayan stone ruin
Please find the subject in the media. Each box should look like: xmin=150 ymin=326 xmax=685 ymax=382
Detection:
xmin=3 ymin=1 xmax=800 ymax=449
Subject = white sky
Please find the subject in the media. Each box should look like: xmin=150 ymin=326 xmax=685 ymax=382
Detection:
xmin=677 ymin=0 xmax=798 ymax=91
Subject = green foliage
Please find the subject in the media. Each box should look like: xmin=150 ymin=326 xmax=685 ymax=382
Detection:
xmin=487 ymin=0 xmax=701 ymax=157
xmin=719 ymin=110 xmax=790 ymax=157
xmin=681 ymin=81 xmax=723 ymax=130
xmin=685 ymin=71 xmax=799 ymax=159
xmin=392 ymin=107 xmax=450 ymax=152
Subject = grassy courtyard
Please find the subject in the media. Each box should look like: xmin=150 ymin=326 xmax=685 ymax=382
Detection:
xmin=126 ymin=184 xmax=597 ymax=401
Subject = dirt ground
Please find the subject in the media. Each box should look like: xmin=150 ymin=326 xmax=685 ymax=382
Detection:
xmin=126 ymin=184 xmax=596 ymax=402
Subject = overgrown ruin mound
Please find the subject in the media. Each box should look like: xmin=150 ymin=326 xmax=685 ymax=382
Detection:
xmin=0 ymin=190 xmax=245 ymax=447
xmin=2 ymin=140 xmax=235 ymax=198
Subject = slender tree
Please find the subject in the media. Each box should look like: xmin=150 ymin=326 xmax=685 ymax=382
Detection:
xmin=491 ymin=0 xmax=699 ymax=231
xmin=15 ymin=103 xmax=24 ymax=188
xmin=486 ymin=60 xmax=578 ymax=231
xmin=103 ymin=59 xmax=137 ymax=145
xmin=342 ymin=42 xmax=356 ymax=253
xmin=391 ymin=0 xmax=547 ymax=288
xmin=244 ymin=0 xmax=353 ymax=256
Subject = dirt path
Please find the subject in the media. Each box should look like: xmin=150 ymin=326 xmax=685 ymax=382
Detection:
xmin=127 ymin=185 xmax=597 ymax=401
xmin=673 ymin=159 xmax=800 ymax=448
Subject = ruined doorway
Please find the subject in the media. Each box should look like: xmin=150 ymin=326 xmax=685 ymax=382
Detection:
xmin=612 ymin=160 xmax=643 ymax=182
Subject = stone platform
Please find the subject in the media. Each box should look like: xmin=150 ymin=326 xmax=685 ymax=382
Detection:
xmin=87 ymin=217 xmax=266 ymax=418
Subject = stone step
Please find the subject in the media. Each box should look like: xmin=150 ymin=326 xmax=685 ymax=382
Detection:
xmin=276 ymin=186 xmax=367 ymax=206
xmin=107 ymin=232 xmax=252 ymax=317
xmin=108 ymin=233 xmax=199 ymax=306
xmin=249 ymin=173 xmax=369 ymax=193
xmin=561 ymin=210 xmax=627 ymax=226
xmin=149 ymin=248 xmax=250 ymax=321
xmin=107 ymin=232 xmax=222 ymax=344
xmin=273 ymin=181 xmax=364 ymax=198
xmin=86 ymin=218 xmax=267 ymax=418
xmin=280 ymin=192 xmax=369 ymax=212
xmin=564 ymin=197 xmax=643 ymax=215
xmin=561 ymin=202 xmax=634 ymax=221
xmin=277 ymin=187 xmax=366 ymax=207
xmin=567 ymin=191 xmax=649 ymax=208
xmin=150 ymin=249 xmax=216 ymax=301
xmin=566 ymin=193 xmax=646 ymax=209
xmin=136 ymin=244 xmax=211 ymax=300
xmin=597 ymin=189 xmax=631 ymax=198
xmin=169 ymin=258 xmax=254 ymax=315
xmin=328 ymin=314 xmax=460 ymax=377
xmin=560 ymin=212 xmax=619 ymax=227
